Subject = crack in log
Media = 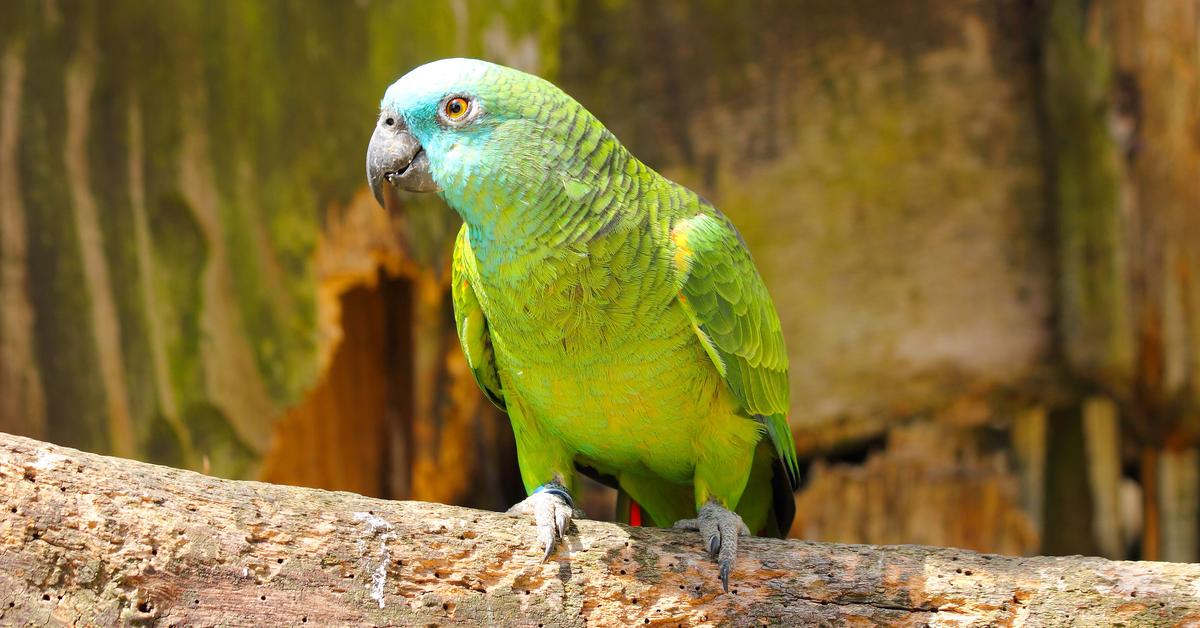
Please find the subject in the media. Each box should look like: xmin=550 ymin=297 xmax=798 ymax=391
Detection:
xmin=795 ymin=595 xmax=940 ymax=614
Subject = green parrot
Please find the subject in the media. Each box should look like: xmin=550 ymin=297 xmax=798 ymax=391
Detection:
xmin=367 ymin=58 xmax=798 ymax=591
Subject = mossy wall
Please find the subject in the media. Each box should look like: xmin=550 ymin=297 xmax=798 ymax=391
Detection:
xmin=0 ymin=0 xmax=563 ymax=476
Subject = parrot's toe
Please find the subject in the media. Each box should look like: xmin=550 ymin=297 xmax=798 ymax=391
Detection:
xmin=672 ymin=501 xmax=750 ymax=593
xmin=719 ymin=557 xmax=732 ymax=592
xmin=506 ymin=484 xmax=577 ymax=562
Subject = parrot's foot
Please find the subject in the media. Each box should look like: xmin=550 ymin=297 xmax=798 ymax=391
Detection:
xmin=506 ymin=483 xmax=577 ymax=562
xmin=673 ymin=501 xmax=751 ymax=592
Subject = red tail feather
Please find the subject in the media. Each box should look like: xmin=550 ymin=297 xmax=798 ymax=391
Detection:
xmin=628 ymin=500 xmax=642 ymax=527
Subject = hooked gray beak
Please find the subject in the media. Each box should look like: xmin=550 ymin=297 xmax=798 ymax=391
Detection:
xmin=367 ymin=115 xmax=440 ymax=207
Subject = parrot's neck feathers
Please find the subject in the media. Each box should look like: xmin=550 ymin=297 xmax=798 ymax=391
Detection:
xmin=448 ymin=140 xmax=644 ymax=269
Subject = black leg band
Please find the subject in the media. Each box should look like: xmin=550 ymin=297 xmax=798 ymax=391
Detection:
xmin=532 ymin=482 xmax=574 ymax=509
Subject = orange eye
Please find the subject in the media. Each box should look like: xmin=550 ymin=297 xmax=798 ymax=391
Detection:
xmin=444 ymin=97 xmax=470 ymax=120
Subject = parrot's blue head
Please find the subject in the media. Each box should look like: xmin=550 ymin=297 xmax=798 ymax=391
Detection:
xmin=367 ymin=58 xmax=615 ymax=237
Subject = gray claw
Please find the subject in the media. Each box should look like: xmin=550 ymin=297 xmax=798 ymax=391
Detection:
xmin=672 ymin=501 xmax=749 ymax=593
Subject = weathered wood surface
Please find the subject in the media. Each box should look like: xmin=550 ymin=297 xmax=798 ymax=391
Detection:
xmin=2 ymin=433 xmax=1198 ymax=627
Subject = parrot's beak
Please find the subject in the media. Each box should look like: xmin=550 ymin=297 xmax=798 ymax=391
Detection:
xmin=367 ymin=115 xmax=440 ymax=208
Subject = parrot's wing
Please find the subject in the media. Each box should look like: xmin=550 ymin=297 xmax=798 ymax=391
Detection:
xmin=452 ymin=225 xmax=506 ymax=410
xmin=672 ymin=209 xmax=799 ymax=487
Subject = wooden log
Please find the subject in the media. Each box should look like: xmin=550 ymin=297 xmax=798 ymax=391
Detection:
xmin=1 ymin=433 xmax=1198 ymax=627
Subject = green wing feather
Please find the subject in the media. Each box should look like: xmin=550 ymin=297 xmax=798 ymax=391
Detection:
xmin=452 ymin=225 xmax=506 ymax=410
xmin=672 ymin=207 xmax=799 ymax=486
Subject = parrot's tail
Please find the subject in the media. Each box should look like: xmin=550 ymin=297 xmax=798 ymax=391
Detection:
xmin=767 ymin=454 xmax=798 ymax=538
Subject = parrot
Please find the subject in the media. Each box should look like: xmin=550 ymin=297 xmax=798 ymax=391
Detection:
xmin=366 ymin=58 xmax=798 ymax=591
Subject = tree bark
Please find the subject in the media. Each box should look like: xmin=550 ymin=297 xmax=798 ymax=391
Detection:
xmin=2 ymin=434 xmax=1199 ymax=627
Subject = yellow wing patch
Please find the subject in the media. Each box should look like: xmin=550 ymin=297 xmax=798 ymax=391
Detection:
xmin=670 ymin=220 xmax=695 ymax=276
xmin=672 ymin=218 xmax=725 ymax=377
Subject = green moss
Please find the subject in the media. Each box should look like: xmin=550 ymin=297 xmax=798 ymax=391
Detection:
xmin=147 ymin=193 xmax=208 ymax=426
xmin=1041 ymin=0 xmax=1132 ymax=382
xmin=19 ymin=6 xmax=110 ymax=453
xmin=89 ymin=9 xmax=166 ymax=456
xmin=11 ymin=0 xmax=566 ymax=470
xmin=1042 ymin=405 xmax=1100 ymax=555
xmin=185 ymin=401 xmax=259 ymax=479
xmin=141 ymin=412 xmax=186 ymax=468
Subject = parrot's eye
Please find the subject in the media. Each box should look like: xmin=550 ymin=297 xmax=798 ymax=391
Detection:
xmin=444 ymin=97 xmax=470 ymax=120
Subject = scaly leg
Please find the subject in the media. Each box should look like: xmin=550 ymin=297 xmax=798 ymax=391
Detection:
xmin=507 ymin=481 xmax=577 ymax=562
xmin=504 ymin=396 xmax=582 ymax=561
xmin=679 ymin=410 xmax=760 ymax=591
xmin=673 ymin=500 xmax=751 ymax=592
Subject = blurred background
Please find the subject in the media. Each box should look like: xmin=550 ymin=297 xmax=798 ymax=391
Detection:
xmin=1 ymin=0 xmax=1197 ymax=562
